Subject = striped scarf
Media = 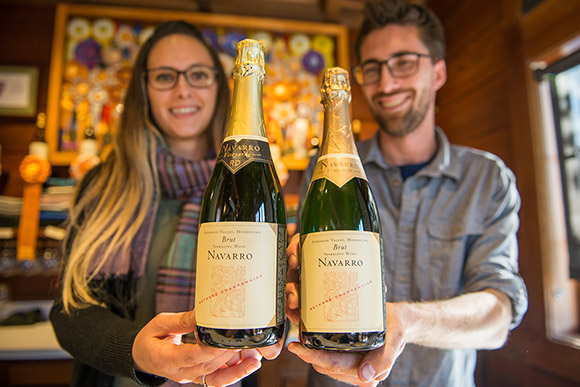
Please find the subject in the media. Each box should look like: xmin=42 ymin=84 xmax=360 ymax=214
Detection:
xmin=153 ymin=148 xmax=215 ymax=313
xmin=88 ymin=146 xmax=214 ymax=317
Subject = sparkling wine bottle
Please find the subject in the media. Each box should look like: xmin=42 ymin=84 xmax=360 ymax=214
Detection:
xmin=195 ymin=39 xmax=287 ymax=349
xmin=299 ymin=67 xmax=386 ymax=351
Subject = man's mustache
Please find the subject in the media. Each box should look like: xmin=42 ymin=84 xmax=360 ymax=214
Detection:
xmin=371 ymin=89 xmax=415 ymax=101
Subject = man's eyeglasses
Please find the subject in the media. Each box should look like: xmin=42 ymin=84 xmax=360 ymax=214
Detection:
xmin=352 ymin=52 xmax=434 ymax=86
xmin=144 ymin=65 xmax=218 ymax=90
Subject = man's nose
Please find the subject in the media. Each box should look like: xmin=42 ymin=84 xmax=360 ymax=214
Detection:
xmin=377 ymin=63 xmax=401 ymax=93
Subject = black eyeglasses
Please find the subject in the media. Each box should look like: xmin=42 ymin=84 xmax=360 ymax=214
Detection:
xmin=352 ymin=52 xmax=434 ymax=86
xmin=144 ymin=64 xmax=218 ymax=90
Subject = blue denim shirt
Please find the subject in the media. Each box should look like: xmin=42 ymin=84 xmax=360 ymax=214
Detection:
xmin=300 ymin=128 xmax=528 ymax=387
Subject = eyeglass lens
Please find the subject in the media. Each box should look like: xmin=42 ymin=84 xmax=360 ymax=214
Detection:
xmin=147 ymin=65 xmax=216 ymax=90
xmin=356 ymin=53 xmax=426 ymax=85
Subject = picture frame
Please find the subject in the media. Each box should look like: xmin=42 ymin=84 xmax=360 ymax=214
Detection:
xmin=0 ymin=65 xmax=39 ymax=117
xmin=45 ymin=3 xmax=349 ymax=167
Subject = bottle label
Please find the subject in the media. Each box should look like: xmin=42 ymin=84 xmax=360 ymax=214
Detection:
xmin=311 ymin=154 xmax=367 ymax=188
xmin=217 ymin=135 xmax=273 ymax=174
xmin=301 ymin=230 xmax=385 ymax=333
xmin=195 ymin=221 xmax=286 ymax=329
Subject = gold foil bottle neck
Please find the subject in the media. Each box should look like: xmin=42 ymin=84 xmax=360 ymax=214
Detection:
xmin=233 ymin=39 xmax=265 ymax=81
xmin=321 ymin=67 xmax=351 ymax=104
xmin=317 ymin=66 xmax=359 ymax=160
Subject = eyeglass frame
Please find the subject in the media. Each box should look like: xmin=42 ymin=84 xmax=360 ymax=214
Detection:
xmin=143 ymin=64 xmax=219 ymax=91
xmin=351 ymin=52 xmax=435 ymax=86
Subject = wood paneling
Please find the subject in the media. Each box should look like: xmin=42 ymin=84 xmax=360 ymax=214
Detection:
xmin=439 ymin=26 xmax=510 ymax=109
xmin=437 ymin=73 xmax=512 ymax=162
xmin=435 ymin=0 xmax=502 ymax=58
xmin=0 ymin=3 xmax=56 ymax=197
xmin=0 ymin=359 xmax=73 ymax=387
xmin=429 ymin=0 xmax=580 ymax=385
xmin=0 ymin=0 xmax=579 ymax=386
xmin=258 ymin=348 xmax=309 ymax=387
xmin=522 ymin=0 xmax=580 ymax=61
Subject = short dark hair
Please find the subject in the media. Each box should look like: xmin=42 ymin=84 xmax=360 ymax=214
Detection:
xmin=355 ymin=0 xmax=446 ymax=62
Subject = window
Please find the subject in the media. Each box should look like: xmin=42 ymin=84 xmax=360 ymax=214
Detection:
xmin=536 ymin=50 xmax=580 ymax=280
xmin=534 ymin=49 xmax=580 ymax=347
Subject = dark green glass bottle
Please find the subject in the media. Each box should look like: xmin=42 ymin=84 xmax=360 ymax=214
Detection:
xmin=195 ymin=39 xmax=286 ymax=349
xmin=299 ymin=67 xmax=386 ymax=351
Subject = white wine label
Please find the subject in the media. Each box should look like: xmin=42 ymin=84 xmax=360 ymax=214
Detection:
xmin=311 ymin=154 xmax=367 ymax=188
xmin=195 ymin=221 xmax=285 ymax=329
xmin=217 ymin=135 xmax=273 ymax=174
xmin=301 ymin=230 xmax=385 ymax=333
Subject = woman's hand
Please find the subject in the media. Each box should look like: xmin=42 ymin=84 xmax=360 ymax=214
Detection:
xmin=132 ymin=310 xmax=262 ymax=386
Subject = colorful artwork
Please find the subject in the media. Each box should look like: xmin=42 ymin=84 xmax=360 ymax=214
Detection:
xmin=54 ymin=10 xmax=345 ymax=173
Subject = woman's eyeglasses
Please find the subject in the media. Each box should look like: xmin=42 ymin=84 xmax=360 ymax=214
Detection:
xmin=352 ymin=52 xmax=434 ymax=86
xmin=144 ymin=64 xmax=218 ymax=90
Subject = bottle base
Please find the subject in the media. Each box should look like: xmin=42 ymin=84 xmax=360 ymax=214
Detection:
xmin=197 ymin=324 xmax=285 ymax=349
xmin=301 ymin=331 xmax=385 ymax=352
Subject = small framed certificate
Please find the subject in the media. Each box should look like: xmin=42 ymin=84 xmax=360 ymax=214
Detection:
xmin=0 ymin=66 xmax=38 ymax=117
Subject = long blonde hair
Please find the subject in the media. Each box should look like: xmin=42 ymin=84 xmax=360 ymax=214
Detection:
xmin=61 ymin=21 xmax=230 ymax=313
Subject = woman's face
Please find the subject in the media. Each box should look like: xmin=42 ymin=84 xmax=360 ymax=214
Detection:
xmin=147 ymin=34 xmax=218 ymax=159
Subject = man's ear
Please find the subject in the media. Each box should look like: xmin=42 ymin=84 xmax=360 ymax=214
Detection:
xmin=433 ymin=59 xmax=447 ymax=91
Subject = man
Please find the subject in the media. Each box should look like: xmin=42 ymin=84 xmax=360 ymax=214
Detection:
xmin=285 ymin=0 xmax=528 ymax=386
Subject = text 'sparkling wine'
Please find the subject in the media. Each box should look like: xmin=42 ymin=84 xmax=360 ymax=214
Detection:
xmin=299 ymin=67 xmax=386 ymax=351
xmin=195 ymin=39 xmax=287 ymax=349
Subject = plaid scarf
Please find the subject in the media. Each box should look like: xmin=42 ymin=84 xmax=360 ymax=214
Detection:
xmin=154 ymin=148 xmax=214 ymax=313
xmin=91 ymin=146 xmax=214 ymax=316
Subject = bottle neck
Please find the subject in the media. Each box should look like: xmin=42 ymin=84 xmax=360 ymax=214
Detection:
xmin=226 ymin=73 xmax=267 ymax=139
xmin=320 ymin=90 xmax=357 ymax=157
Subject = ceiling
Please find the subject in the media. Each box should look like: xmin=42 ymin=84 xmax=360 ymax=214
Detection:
xmin=11 ymin=0 xmax=369 ymax=27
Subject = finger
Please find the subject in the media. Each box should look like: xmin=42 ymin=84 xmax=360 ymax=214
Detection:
xmin=286 ymin=281 xmax=299 ymax=310
xmin=174 ymin=344 xmax=236 ymax=375
xmin=149 ymin=311 xmax=197 ymax=336
xmin=202 ymin=357 xmax=262 ymax=387
xmin=257 ymin=339 xmax=284 ymax=360
xmin=358 ymin=306 xmax=406 ymax=383
xmin=225 ymin=351 xmax=242 ymax=367
xmin=311 ymin=365 xmax=379 ymax=387
xmin=287 ymin=234 xmax=300 ymax=269
xmin=287 ymin=310 xmax=300 ymax=326
xmin=287 ymin=342 xmax=362 ymax=376
xmin=240 ymin=348 xmax=263 ymax=361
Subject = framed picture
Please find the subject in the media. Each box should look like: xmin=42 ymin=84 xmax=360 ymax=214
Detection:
xmin=45 ymin=3 xmax=349 ymax=167
xmin=0 ymin=66 xmax=38 ymax=117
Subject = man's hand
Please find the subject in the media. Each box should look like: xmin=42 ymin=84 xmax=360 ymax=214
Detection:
xmin=286 ymin=233 xmax=300 ymax=325
xmin=286 ymin=303 xmax=405 ymax=386
xmin=285 ymin=233 xmax=406 ymax=386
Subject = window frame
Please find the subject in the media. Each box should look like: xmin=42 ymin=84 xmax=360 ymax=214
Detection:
xmin=530 ymin=49 xmax=580 ymax=349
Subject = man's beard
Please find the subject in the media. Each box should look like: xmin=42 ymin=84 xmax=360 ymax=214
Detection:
xmin=371 ymin=88 xmax=431 ymax=138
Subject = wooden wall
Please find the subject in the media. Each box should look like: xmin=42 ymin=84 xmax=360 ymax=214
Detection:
xmin=426 ymin=0 xmax=580 ymax=385
xmin=1 ymin=0 xmax=579 ymax=386
xmin=0 ymin=3 xmax=58 ymax=196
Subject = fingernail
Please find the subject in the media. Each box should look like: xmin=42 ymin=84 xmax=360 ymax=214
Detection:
xmin=361 ymin=363 xmax=376 ymax=382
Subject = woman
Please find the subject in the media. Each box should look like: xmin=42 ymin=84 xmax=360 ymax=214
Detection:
xmin=50 ymin=21 xmax=280 ymax=387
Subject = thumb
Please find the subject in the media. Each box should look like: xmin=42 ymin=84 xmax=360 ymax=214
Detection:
xmin=149 ymin=311 xmax=197 ymax=336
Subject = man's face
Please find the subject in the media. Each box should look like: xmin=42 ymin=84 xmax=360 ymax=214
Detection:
xmin=358 ymin=25 xmax=446 ymax=137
